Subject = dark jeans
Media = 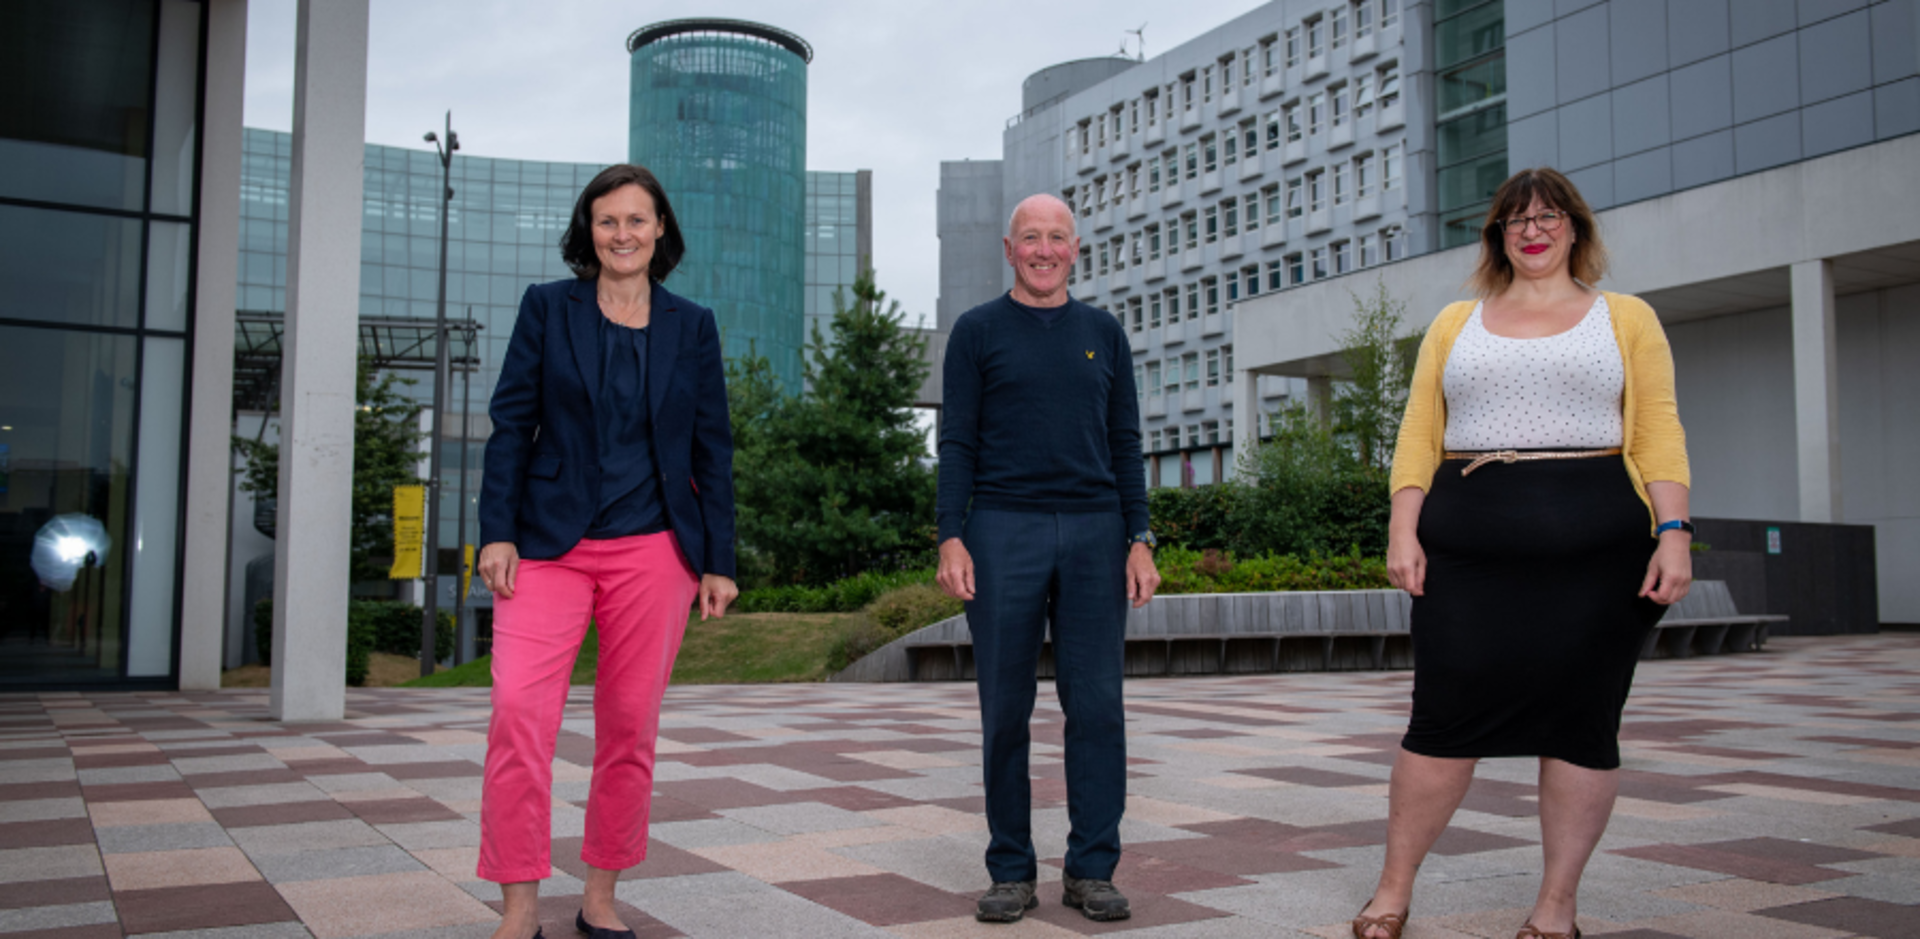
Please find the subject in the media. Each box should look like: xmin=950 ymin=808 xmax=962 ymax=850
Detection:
xmin=964 ymin=509 xmax=1128 ymax=883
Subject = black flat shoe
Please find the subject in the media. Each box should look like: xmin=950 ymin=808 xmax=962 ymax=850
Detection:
xmin=575 ymin=910 xmax=636 ymax=939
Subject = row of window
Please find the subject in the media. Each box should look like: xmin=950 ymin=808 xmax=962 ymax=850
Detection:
xmin=1069 ymin=147 xmax=1405 ymax=280
xmin=1139 ymin=345 xmax=1236 ymax=398
xmin=1094 ymin=224 xmax=1407 ymax=327
xmin=1072 ymin=0 xmax=1402 ymax=155
xmin=1072 ymin=60 xmax=1403 ymax=162
xmin=1147 ymin=418 xmax=1234 ymax=455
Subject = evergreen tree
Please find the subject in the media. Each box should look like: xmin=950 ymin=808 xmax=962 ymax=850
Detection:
xmin=734 ymin=268 xmax=936 ymax=585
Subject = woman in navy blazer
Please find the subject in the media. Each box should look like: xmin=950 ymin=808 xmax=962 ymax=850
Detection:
xmin=473 ymin=164 xmax=735 ymax=939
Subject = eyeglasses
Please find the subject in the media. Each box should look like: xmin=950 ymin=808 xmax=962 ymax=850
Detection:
xmin=1497 ymin=211 xmax=1566 ymax=235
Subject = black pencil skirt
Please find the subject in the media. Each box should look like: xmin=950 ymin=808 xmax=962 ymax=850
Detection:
xmin=1400 ymin=454 xmax=1669 ymax=771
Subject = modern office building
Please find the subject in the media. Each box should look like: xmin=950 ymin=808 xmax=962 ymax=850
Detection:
xmin=227 ymin=128 xmax=873 ymax=667
xmin=939 ymin=0 xmax=1425 ymax=487
xmin=1228 ymin=0 xmax=1920 ymax=622
xmin=630 ymin=18 xmax=812 ymax=394
xmin=806 ymin=170 xmax=874 ymax=345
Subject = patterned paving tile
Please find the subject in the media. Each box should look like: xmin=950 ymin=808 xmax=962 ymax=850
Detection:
xmin=0 ymin=635 xmax=1917 ymax=936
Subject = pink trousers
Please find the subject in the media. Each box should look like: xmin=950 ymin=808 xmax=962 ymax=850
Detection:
xmin=477 ymin=532 xmax=698 ymax=883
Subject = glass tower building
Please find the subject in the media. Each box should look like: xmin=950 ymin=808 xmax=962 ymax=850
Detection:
xmin=628 ymin=19 xmax=812 ymax=394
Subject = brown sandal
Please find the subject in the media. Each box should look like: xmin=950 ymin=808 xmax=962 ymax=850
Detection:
xmin=1516 ymin=924 xmax=1581 ymax=939
xmin=1351 ymin=906 xmax=1407 ymax=939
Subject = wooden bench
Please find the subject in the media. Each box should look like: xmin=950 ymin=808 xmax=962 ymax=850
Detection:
xmin=1640 ymin=580 xmax=1786 ymax=659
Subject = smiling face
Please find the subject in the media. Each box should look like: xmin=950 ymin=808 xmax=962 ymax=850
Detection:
xmin=1501 ymin=195 xmax=1574 ymax=283
xmin=1003 ymin=195 xmax=1079 ymax=306
xmin=590 ymin=183 xmax=664 ymax=282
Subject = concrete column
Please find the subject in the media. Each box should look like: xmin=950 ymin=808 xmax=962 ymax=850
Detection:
xmin=1306 ymin=375 xmax=1334 ymax=426
xmin=178 ymin=0 xmax=248 ymax=691
xmin=271 ymin=0 xmax=369 ymax=721
xmin=1231 ymin=367 xmax=1260 ymax=478
xmin=1790 ymin=258 xmax=1843 ymax=523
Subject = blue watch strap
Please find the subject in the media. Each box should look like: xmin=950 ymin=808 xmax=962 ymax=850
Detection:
xmin=1655 ymin=519 xmax=1695 ymax=537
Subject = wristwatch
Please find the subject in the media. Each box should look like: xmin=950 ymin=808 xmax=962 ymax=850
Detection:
xmin=1654 ymin=519 xmax=1695 ymax=538
xmin=1129 ymin=530 xmax=1158 ymax=548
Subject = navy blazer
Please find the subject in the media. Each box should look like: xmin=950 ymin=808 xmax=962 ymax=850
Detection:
xmin=479 ymin=278 xmax=736 ymax=577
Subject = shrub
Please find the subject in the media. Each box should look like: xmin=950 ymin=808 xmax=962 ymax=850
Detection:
xmin=251 ymin=598 xmax=453 ymax=681
xmin=1147 ymin=486 xmax=1237 ymax=552
xmin=1154 ymin=545 xmax=1390 ymax=594
xmin=827 ymin=581 xmax=964 ymax=673
xmin=737 ymin=567 xmax=935 ymax=614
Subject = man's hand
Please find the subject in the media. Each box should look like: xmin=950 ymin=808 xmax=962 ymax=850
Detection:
xmin=937 ymin=538 xmax=975 ymax=601
xmin=1126 ymin=542 xmax=1160 ymax=608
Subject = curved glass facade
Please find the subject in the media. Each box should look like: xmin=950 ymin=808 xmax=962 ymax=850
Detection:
xmin=629 ymin=24 xmax=809 ymax=393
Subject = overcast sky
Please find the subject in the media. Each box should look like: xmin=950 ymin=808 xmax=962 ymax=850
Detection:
xmin=242 ymin=0 xmax=1268 ymax=319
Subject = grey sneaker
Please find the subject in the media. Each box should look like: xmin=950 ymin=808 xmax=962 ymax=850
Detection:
xmin=975 ymin=880 xmax=1038 ymax=923
xmin=1062 ymin=875 xmax=1131 ymax=921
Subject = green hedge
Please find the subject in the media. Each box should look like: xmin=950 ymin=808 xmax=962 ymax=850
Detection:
xmin=254 ymin=598 xmax=454 ymax=686
xmin=736 ymin=567 xmax=935 ymax=614
xmin=1154 ymin=546 xmax=1390 ymax=594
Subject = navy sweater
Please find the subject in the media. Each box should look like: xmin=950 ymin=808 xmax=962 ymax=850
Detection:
xmin=936 ymin=293 xmax=1149 ymax=541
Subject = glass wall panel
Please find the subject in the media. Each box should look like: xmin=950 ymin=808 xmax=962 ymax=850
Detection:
xmin=1438 ymin=54 xmax=1507 ymax=116
xmin=127 ymin=335 xmax=183 ymax=676
xmin=1435 ymin=2 xmax=1504 ymax=71
xmin=1437 ymin=151 xmax=1510 ymax=212
xmin=145 ymin=220 xmax=191 ymax=331
xmin=148 ymin=0 xmax=200 ymax=217
xmin=0 ymin=0 xmax=156 ymax=212
xmin=1438 ymin=103 xmax=1508 ymax=167
xmin=0 ymin=203 xmax=143 ymax=328
xmin=0 ymin=325 xmax=138 ymax=684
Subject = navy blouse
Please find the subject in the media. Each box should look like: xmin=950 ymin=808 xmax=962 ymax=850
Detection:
xmin=584 ymin=314 xmax=666 ymax=538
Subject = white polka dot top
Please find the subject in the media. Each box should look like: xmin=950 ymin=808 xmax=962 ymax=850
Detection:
xmin=1442 ymin=295 xmax=1625 ymax=450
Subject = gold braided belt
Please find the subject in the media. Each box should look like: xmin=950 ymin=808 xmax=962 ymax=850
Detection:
xmin=1444 ymin=447 xmax=1623 ymax=477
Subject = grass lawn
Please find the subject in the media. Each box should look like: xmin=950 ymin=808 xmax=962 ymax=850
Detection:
xmin=222 ymin=652 xmax=442 ymax=688
xmin=400 ymin=610 xmax=853 ymax=688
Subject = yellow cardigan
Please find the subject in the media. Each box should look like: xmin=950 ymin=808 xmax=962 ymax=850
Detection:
xmin=1388 ymin=291 xmax=1690 ymax=529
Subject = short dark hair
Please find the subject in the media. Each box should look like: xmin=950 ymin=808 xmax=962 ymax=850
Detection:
xmin=1468 ymin=167 xmax=1608 ymax=297
xmin=560 ymin=164 xmax=685 ymax=282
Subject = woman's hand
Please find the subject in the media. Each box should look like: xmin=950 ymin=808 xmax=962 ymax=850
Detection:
xmin=1385 ymin=487 xmax=1428 ymax=596
xmin=1640 ymin=534 xmax=1693 ymax=604
xmin=698 ymin=574 xmax=738 ymax=621
xmin=1387 ymin=531 xmax=1427 ymax=597
xmin=478 ymin=542 xmax=520 ymax=599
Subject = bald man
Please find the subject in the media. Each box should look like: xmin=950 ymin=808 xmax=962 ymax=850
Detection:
xmin=937 ymin=194 xmax=1159 ymax=923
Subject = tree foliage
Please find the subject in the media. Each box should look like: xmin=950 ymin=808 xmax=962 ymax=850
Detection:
xmin=1329 ymin=280 xmax=1422 ymax=475
xmin=1151 ymin=282 xmax=1421 ymax=557
xmin=233 ymin=360 xmax=426 ymax=583
xmin=729 ymin=268 xmax=937 ymax=586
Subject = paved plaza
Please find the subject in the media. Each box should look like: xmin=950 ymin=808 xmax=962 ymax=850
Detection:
xmin=2 ymin=635 xmax=1918 ymax=938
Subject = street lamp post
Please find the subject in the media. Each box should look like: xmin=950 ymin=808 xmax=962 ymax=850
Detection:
xmin=421 ymin=112 xmax=458 ymax=677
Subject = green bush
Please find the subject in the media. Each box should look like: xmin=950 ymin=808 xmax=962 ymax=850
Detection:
xmin=827 ymin=581 xmax=964 ymax=673
xmin=1154 ymin=545 xmax=1390 ymax=594
xmin=251 ymin=598 xmax=453 ymax=681
xmin=1147 ymin=485 xmax=1238 ymax=553
xmin=737 ymin=567 xmax=935 ymax=614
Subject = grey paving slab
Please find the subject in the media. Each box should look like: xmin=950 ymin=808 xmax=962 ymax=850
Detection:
xmin=94 ymin=821 xmax=236 ymax=853
xmin=719 ymin=802 xmax=887 ymax=835
xmin=193 ymin=781 xmax=331 ymax=808
xmin=0 ymin=900 xmax=119 ymax=933
xmin=129 ymin=923 xmax=315 ymax=939
xmin=649 ymin=818 xmax=788 ymax=849
xmin=0 ymin=845 xmax=103 ymax=883
xmin=616 ymin=871 xmax=894 ymax=938
xmin=374 ymin=819 xmax=482 ymax=851
xmin=251 ymin=844 xmax=429 ymax=883
xmin=231 ymin=818 xmax=391 ymax=855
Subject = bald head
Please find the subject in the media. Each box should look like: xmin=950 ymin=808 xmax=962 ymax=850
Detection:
xmin=1008 ymin=194 xmax=1076 ymax=240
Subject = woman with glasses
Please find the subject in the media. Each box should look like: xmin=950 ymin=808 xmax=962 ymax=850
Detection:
xmin=1351 ymin=168 xmax=1692 ymax=939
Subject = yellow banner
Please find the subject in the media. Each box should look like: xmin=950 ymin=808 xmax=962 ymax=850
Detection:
xmin=389 ymin=485 xmax=425 ymax=579
xmin=461 ymin=543 xmax=474 ymax=601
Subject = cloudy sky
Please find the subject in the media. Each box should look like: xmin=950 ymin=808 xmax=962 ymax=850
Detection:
xmin=242 ymin=0 xmax=1266 ymax=319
